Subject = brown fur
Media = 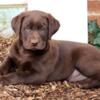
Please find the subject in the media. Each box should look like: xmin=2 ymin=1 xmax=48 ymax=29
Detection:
xmin=0 ymin=10 xmax=100 ymax=89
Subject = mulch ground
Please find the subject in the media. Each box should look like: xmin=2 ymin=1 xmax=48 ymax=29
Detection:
xmin=0 ymin=36 xmax=100 ymax=100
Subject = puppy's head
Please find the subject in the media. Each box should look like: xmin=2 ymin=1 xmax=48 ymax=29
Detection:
xmin=11 ymin=10 xmax=60 ymax=50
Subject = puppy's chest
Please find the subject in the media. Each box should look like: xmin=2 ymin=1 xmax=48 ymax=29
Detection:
xmin=17 ymin=53 xmax=47 ymax=68
xmin=18 ymin=53 xmax=34 ymax=64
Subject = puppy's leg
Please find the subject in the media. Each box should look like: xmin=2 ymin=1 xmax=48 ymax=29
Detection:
xmin=68 ymin=70 xmax=100 ymax=89
xmin=0 ymin=71 xmax=47 ymax=85
xmin=75 ymin=78 xmax=100 ymax=89
xmin=0 ymin=56 xmax=16 ymax=75
xmin=76 ymin=60 xmax=100 ymax=89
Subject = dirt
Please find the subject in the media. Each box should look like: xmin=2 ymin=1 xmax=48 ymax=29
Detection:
xmin=0 ymin=36 xmax=100 ymax=100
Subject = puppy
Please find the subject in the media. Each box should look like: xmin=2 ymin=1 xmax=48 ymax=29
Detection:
xmin=0 ymin=10 xmax=100 ymax=89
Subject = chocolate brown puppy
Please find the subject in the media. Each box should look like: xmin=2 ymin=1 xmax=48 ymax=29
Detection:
xmin=0 ymin=10 xmax=100 ymax=89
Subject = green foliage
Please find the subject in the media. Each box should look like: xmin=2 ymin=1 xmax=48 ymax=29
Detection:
xmin=88 ymin=20 xmax=100 ymax=35
xmin=88 ymin=20 xmax=100 ymax=48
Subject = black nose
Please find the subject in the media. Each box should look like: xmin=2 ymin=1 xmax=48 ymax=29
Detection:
xmin=31 ymin=39 xmax=38 ymax=46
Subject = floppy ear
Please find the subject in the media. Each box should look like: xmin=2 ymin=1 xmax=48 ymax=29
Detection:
xmin=47 ymin=14 xmax=60 ymax=39
xmin=11 ymin=13 xmax=25 ymax=35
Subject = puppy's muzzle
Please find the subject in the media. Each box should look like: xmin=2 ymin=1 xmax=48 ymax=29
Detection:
xmin=31 ymin=39 xmax=39 ymax=46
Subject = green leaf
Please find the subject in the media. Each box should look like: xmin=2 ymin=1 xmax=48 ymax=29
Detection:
xmin=93 ymin=37 xmax=100 ymax=45
xmin=88 ymin=20 xmax=100 ymax=36
xmin=96 ymin=32 xmax=100 ymax=37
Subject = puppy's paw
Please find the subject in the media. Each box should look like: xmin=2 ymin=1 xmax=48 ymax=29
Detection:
xmin=78 ymin=84 xmax=90 ymax=89
xmin=0 ymin=76 xmax=10 ymax=85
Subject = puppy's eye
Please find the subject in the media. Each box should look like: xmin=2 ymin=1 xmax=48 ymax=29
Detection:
xmin=38 ymin=25 xmax=45 ymax=30
xmin=37 ymin=25 xmax=42 ymax=30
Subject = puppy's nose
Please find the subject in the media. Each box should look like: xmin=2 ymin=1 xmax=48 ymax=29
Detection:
xmin=31 ymin=39 xmax=38 ymax=46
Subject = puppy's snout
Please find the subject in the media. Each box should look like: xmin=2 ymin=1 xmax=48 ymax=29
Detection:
xmin=31 ymin=39 xmax=38 ymax=46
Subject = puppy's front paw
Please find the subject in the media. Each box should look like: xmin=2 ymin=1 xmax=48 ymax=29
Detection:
xmin=0 ymin=76 xmax=10 ymax=85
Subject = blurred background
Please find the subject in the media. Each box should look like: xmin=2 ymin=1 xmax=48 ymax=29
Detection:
xmin=88 ymin=0 xmax=100 ymax=48
xmin=0 ymin=0 xmax=87 ymax=43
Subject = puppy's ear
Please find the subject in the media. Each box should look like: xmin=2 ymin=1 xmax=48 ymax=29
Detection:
xmin=11 ymin=13 xmax=25 ymax=35
xmin=47 ymin=14 xmax=60 ymax=39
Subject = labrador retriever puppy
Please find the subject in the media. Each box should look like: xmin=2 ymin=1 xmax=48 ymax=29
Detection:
xmin=0 ymin=10 xmax=100 ymax=89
